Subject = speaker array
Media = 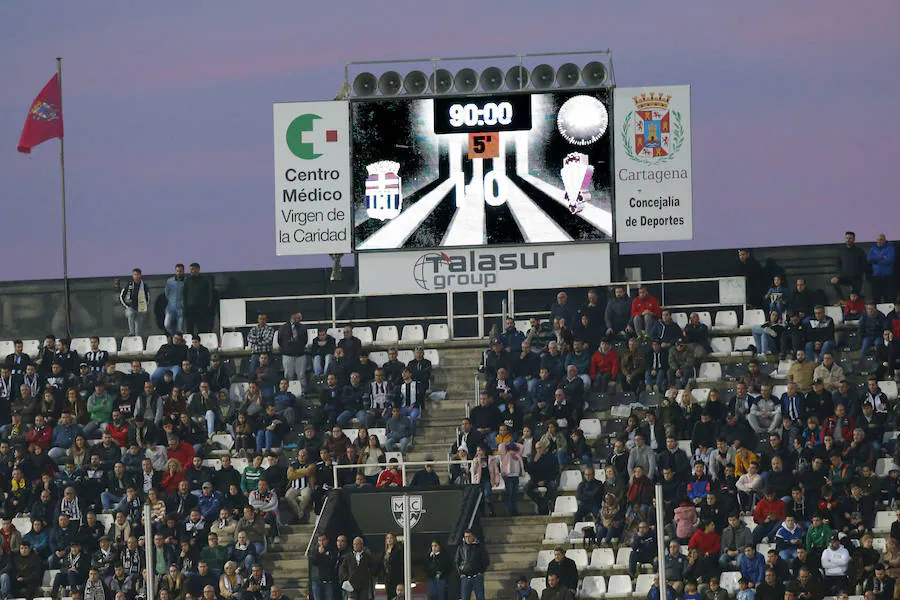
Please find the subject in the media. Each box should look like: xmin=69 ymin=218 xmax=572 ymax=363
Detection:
xmin=351 ymin=62 xmax=610 ymax=96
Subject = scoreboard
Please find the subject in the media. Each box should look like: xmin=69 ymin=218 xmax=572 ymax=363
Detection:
xmin=350 ymin=89 xmax=614 ymax=252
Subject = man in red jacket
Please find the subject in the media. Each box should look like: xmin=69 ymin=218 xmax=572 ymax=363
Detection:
xmin=589 ymin=339 xmax=622 ymax=392
xmin=631 ymin=287 xmax=662 ymax=339
xmin=753 ymin=488 xmax=786 ymax=544
xmin=821 ymin=403 xmax=854 ymax=445
xmin=166 ymin=433 xmax=196 ymax=470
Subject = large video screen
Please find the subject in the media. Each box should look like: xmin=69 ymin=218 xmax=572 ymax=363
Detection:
xmin=351 ymin=89 xmax=613 ymax=251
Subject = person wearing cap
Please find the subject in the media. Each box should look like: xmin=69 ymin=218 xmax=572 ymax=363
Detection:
xmin=820 ymin=535 xmax=850 ymax=593
xmin=51 ymin=539 xmax=89 ymax=597
xmin=198 ymin=480 xmax=225 ymax=522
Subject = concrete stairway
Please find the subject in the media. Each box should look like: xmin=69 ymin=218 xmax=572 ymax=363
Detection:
xmin=481 ymin=516 xmax=552 ymax=600
xmin=261 ymin=523 xmax=317 ymax=597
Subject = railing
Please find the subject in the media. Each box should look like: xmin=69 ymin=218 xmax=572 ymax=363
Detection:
xmin=330 ymin=459 xmax=470 ymax=488
xmin=219 ymin=276 xmax=747 ymax=340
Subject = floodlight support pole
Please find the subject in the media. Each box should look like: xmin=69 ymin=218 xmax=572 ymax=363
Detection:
xmin=655 ymin=484 xmax=667 ymax=600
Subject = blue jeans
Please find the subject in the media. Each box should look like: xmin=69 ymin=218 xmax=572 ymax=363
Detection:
xmin=513 ymin=377 xmax=538 ymax=395
xmin=101 ymin=491 xmax=123 ymax=510
xmin=385 ymin=437 xmax=410 ymax=452
xmin=503 ymin=476 xmax=519 ymax=516
xmin=805 ymin=340 xmax=835 ymax=362
xmin=428 ymin=578 xmax=447 ymax=600
xmin=311 ymin=581 xmax=336 ymax=600
xmin=401 ymin=406 xmax=420 ymax=429
xmin=151 ymin=365 xmax=182 ymax=385
xmin=165 ymin=307 xmax=184 ymax=336
xmin=752 ymin=325 xmax=776 ymax=355
xmin=556 ymin=449 xmax=569 ymax=467
xmin=256 ymin=429 xmax=282 ymax=452
xmin=595 ymin=524 xmax=622 ymax=543
xmin=861 ymin=336 xmax=879 ymax=357
xmin=337 ymin=410 xmax=366 ymax=428
xmin=460 ymin=574 xmax=485 ymax=600
xmin=779 ymin=548 xmax=798 ymax=561
xmin=313 ymin=354 xmax=335 ymax=376
xmin=645 ymin=369 xmax=667 ymax=391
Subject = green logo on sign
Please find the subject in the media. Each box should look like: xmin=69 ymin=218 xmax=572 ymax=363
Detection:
xmin=286 ymin=113 xmax=339 ymax=160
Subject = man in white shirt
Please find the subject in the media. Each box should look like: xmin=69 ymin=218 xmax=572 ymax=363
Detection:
xmin=820 ymin=535 xmax=850 ymax=595
xmin=748 ymin=391 xmax=783 ymax=434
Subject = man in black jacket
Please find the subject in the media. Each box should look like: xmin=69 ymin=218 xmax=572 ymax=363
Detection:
xmin=183 ymin=262 xmax=215 ymax=335
xmin=152 ymin=333 xmax=188 ymax=385
xmin=278 ymin=313 xmax=309 ymax=384
xmin=525 ymin=442 xmax=559 ymax=515
xmin=6 ymin=542 xmax=43 ymax=599
xmin=738 ymin=249 xmax=769 ymax=309
xmin=546 ymin=547 xmax=578 ymax=591
xmin=455 ymin=530 xmax=489 ymax=600
xmin=310 ymin=534 xmax=337 ymax=600
xmin=831 ymin=231 xmax=868 ymax=299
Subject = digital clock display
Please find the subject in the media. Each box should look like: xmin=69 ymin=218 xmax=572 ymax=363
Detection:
xmin=433 ymin=94 xmax=532 ymax=134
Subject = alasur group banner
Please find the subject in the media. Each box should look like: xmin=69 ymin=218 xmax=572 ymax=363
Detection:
xmin=613 ymin=85 xmax=693 ymax=242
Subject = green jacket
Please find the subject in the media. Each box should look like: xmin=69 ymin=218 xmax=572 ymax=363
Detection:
xmin=86 ymin=392 xmax=114 ymax=423
xmin=241 ymin=466 xmax=263 ymax=492
xmin=667 ymin=347 xmax=695 ymax=372
xmin=805 ymin=523 xmax=832 ymax=551
xmin=199 ymin=545 xmax=228 ymax=571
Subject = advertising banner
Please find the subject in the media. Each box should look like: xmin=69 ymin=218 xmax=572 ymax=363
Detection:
xmin=273 ymin=101 xmax=352 ymax=255
xmin=358 ymin=243 xmax=611 ymax=295
xmin=613 ymin=85 xmax=693 ymax=242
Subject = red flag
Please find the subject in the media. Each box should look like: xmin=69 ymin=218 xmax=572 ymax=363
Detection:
xmin=17 ymin=74 xmax=64 ymax=154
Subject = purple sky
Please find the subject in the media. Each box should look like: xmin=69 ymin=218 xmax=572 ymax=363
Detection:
xmin=2 ymin=2 xmax=898 ymax=281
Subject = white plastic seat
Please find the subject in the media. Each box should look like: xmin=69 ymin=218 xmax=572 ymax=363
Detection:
xmin=0 ymin=341 xmax=13 ymax=357
xmin=141 ymin=361 xmax=157 ymax=373
xmin=515 ymin=320 xmax=530 ymax=334
xmin=824 ymin=305 xmax=844 ymax=325
xmin=352 ymin=327 xmax=374 ymax=344
xmin=697 ymin=311 xmax=712 ymax=327
xmin=41 ymin=570 xmax=59 ymax=589
xmin=369 ymin=351 xmax=388 ymax=366
xmin=756 ymin=542 xmax=775 ymax=555
xmin=327 ymin=328 xmax=343 ymax=342
xmin=559 ymin=470 xmax=583 ymax=492
xmin=776 ymin=360 xmax=794 ymax=377
xmin=552 ymin=495 xmax=578 ymax=517
xmin=12 ymin=517 xmax=31 ymax=535
xmin=229 ymin=382 xmax=249 ymax=402
xmin=375 ymin=326 xmax=399 ymax=345
xmin=120 ymin=336 xmax=144 ymax=354
xmin=221 ymin=332 xmax=245 ymax=351
xmin=884 ymin=431 xmax=899 ymax=444
xmin=211 ymin=434 xmax=235 ymax=450
xmin=385 ymin=451 xmax=403 ymax=464
xmin=671 ymin=312 xmax=688 ymax=328
xmin=530 ymin=579 xmax=546 ymax=597
xmin=566 ymin=549 xmax=588 ymax=570
xmin=98 ymin=337 xmax=118 ymax=354
xmin=773 ymin=384 xmax=788 ymax=398
xmin=199 ymin=333 xmax=218 ymax=349
xmin=876 ymin=458 xmax=898 ymax=476
xmin=635 ymin=573 xmax=655 ymax=596
xmin=369 ymin=428 xmax=387 ymax=446
xmin=146 ymin=335 xmax=168 ymax=354
xmin=535 ymin=549 xmax=555 ymax=572
xmin=70 ymin=338 xmax=91 ymax=355
xmin=713 ymin=310 xmax=739 ymax=330
xmin=21 ymin=340 xmax=40 ymax=358
xmin=710 ymin=337 xmax=732 ymax=357
xmin=720 ymin=571 xmax=742 ymax=595
xmin=589 ymin=548 xmax=615 ymax=569
xmin=615 ymin=547 xmax=631 ymax=569
xmin=696 ymin=362 xmax=722 ymax=383
xmin=115 ymin=363 xmax=131 ymax=374
xmin=742 ymin=516 xmax=755 ymax=530
xmin=400 ymin=325 xmax=425 ymax=344
xmin=677 ymin=440 xmax=692 ymax=454
xmin=397 ymin=350 xmax=414 ymax=364
xmin=423 ymin=349 xmax=440 ymax=366
xmin=606 ymin=574 xmax=633 ymax=598
xmin=307 ymin=330 xmax=318 ymax=346
xmin=426 ymin=324 xmax=450 ymax=342
xmin=580 ymin=576 xmax=607 ymax=598
xmin=231 ymin=458 xmax=249 ymax=473
xmin=732 ymin=335 xmax=755 ymax=354
xmin=874 ymin=537 xmax=888 ymax=553
xmin=875 ymin=510 xmax=895 ymax=533
xmin=880 ymin=381 xmax=898 ymax=400
xmin=96 ymin=513 xmax=114 ymax=531
xmin=288 ymin=380 xmax=302 ymax=396
xmin=543 ymin=522 xmax=569 ymax=544
xmin=742 ymin=309 xmax=766 ymax=328
xmin=346 ymin=429 xmax=359 ymax=443
xmin=690 ymin=388 xmax=710 ymax=405
xmin=878 ymin=303 xmax=893 ymax=316
xmin=579 ymin=418 xmax=602 ymax=439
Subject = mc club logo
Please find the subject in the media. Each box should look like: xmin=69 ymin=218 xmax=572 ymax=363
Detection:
xmin=285 ymin=113 xmax=339 ymax=160
xmin=620 ymin=92 xmax=685 ymax=165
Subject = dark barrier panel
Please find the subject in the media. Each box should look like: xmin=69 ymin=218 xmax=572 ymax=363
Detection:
xmin=345 ymin=487 xmax=464 ymax=537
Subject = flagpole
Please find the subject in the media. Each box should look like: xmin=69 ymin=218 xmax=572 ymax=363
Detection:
xmin=57 ymin=57 xmax=71 ymax=339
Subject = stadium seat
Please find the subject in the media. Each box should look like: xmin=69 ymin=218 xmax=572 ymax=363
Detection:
xmin=579 ymin=418 xmax=602 ymax=439
xmin=880 ymin=381 xmax=898 ymax=400
xmin=824 ymin=305 xmax=844 ymax=325
xmin=426 ymin=323 xmax=450 ymax=342
xmin=327 ymin=328 xmax=343 ymax=341
xmin=400 ymin=325 xmax=425 ymax=344
xmin=70 ymin=338 xmax=91 ymax=355
xmin=773 ymin=384 xmax=788 ymax=399
xmin=115 ymin=363 xmax=130 ymax=374
xmin=589 ymin=548 xmax=615 ymax=569
xmin=876 ymin=458 xmax=898 ymax=476
xmin=742 ymin=309 xmax=766 ymax=328
xmin=543 ymin=522 xmax=569 ymax=544
xmin=21 ymin=340 xmax=40 ymax=358
xmin=12 ymin=517 xmax=31 ymax=535
xmin=671 ymin=312 xmax=688 ymax=328
xmin=742 ymin=516 xmax=755 ymax=530
xmin=42 ymin=570 xmax=59 ymax=590
xmin=307 ymin=330 xmax=317 ymax=345
xmin=756 ymin=542 xmax=774 ymax=555
xmin=710 ymin=337 xmax=732 ymax=357
xmin=352 ymin=327 xmax=374 ymax=344
xmin=120 ymin=336 xmax=144 ymax=354
xmin=875 ymin=511 xmax=895 ymax=534
xmin=713 ymin=310 xmax=739 ymax=330
xmin=369 ymin=428 xmax=387 ymax=446
xmin=146 ymin=335 xmax=167 ymax=354
xmin=229 ymin=382 xmax=249 ymax=402
xmin=559 ymin=470 xmax=582 ymax=492
xmin=199 ymin=333 xmax=218 ymax=349
xmin=369 ymin=351 xmax=388 ymax=365
xmin=535 ymin=550 xmax=554 ymax=572
xmin=375 ymin=326 xmax=399 ymax=344
xmin=874 ymin=537 xmax=888 ymax=553
xmin=697 ymin=311 xmax=712 ymax=327
xmin=0 ymin=341 xmax=13 ymax=357
xmin=345 ymin=429 xmax=359 ymax=443
xmin=288 ymin=380 xmax=302 ymax=396
xmin=566 ymin=549 xmax=588 ymax=570
xmin=580 ymin=576 xmax=607 ymax=598
xmin=677 ymin=440 xmax=692 ymax=454
xmin=552 ymin=495 xmax=578 ymax=517
xmin=776 ymin=360 xmax=794 ymax=377
xmin=530 ymin=579 xmax=546 ymax=597
xmin=732 ymin=335 xmax=755 ymax=354
xmin=96 ymin=513 xmax=114 ymax=531
xmin=398 ymin=350 xmax=414 ymax=364
xmin=720 ymin=571 xmax=742 ymax=594
xmin=696 ymin=362 xmax=722 ymax=383
xmin=690 ymin=388 xmax=710 ymax=405
xmin=141 ymin=361 xmax=157 ymax=373
xmin=423 ymin=349 xmax=440 ymax=366
xmin=878 ymin=303 xmax=893 ymax=316
xmin=231 ymin=458 xmax=249 ymax=473
xmin=884 ymin=431 xmax=899 ymax=445
xmin=635 ymin=574 xmax=655 ymax=596
xmin=221 ymin=332 xmax=245 ymax=351
xmin=570 ymin=521 xmax=594 ymax=543
xmin=515 ymin=320 xmax=530 ymax=334
xmin=384 ymin=451 xmax=403 ymax=464
xmin=211 ymin=434 xmax=235 ymax=450
xmin=98 ymin=337 xmax=118 ymax=354
xmin=615 ymin=547 xmax=632 ymax=569
xmin=606 ymin=574 xmax=633 ymax=598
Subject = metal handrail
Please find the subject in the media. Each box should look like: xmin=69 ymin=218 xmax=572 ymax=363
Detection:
xmin=331 ymin=458 xmax=470 ymax=488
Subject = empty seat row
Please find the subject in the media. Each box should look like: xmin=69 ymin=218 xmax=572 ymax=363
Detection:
xmin=219 ymin=324 xmax=451 ymax=351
